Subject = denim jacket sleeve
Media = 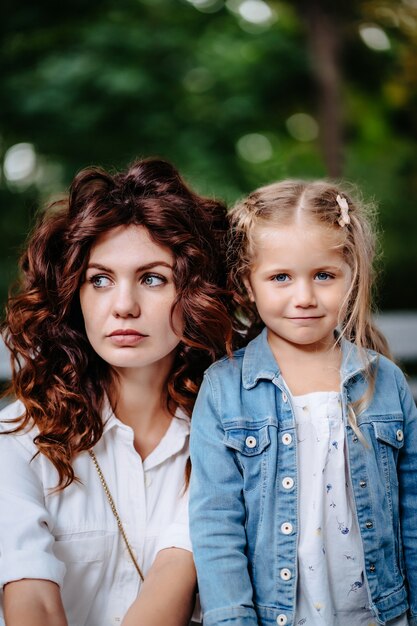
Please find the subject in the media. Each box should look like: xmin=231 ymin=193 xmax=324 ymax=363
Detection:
xmin=189 ymin=372 xmax=259 ymax=626
xmin=397 ymin=369 xmax=417 ymax=626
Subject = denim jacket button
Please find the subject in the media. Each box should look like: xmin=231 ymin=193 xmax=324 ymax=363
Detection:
xmin=281 ymin=522 xmax=293 ymax=535
xmin=282 ymin=477 xmax=294 ymax=490
xmin=282 ymin=433 xmax=292 ymax=445
xmin=365 ymin=520 xmax=373 ymax=529
xmin=280 ymin=568 xmax=292 ymax=580
xmin=282 ymin=392 xmax=288 ymax=403
xmin=359 ymin=480 xmax=367 ymax=488
xmin=352 ymin=434 xmax=359 ymax=443
xmin=245 ymin=436 xmax=257 ymax=448
xmin=369 ymin=563 xmax=376 ymax=572
xmin=277 ymin=615 xmax=288 ymax=625
xmin=396 ymin=429 xmax=404 ymax=442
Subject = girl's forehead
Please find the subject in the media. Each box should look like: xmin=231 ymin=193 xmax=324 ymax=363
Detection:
xmin=252 ymin=221 xmax=343 ymax=248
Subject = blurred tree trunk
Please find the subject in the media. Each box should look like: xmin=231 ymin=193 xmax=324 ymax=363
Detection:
xmin=295 ymin=0 xmax=344 ymax=177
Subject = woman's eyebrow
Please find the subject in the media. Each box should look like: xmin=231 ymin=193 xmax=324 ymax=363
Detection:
xmin=85 ymin=261 xmax=173 ymax=272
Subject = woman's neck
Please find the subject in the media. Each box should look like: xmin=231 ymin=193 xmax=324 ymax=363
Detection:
xmin=109 ymin=358 xmax=175 ymax=459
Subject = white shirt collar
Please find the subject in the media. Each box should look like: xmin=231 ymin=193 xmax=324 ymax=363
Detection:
xmin=102 ymin=398 xmax=190 ymax=470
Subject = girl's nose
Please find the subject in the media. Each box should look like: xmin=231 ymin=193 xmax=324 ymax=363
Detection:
xmin=294 ymin=280 xmax=317 ymax=307
xmin=112 ymin=285 xmax=140 ymax=318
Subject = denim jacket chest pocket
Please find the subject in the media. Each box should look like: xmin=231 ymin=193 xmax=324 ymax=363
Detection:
xmin=373 ymin=418 xmax=404 ymax=488
xmin=357 ymin=416 xmax=404 ymax=511
xmin=223 ymin=422 xmax=271 ymax=492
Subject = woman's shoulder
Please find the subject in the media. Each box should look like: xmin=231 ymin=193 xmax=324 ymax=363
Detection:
xmin=0 ymin=398 xmax=25 ymax=424
xmin=0 ymin=398 xmax=38 ymax=454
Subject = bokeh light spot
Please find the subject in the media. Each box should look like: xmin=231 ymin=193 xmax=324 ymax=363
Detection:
xmin=186 ymin=0 xmax=223 ymax=12
xmin=183 ymin=67 xmax=214 ymax=93
xmin=4 ymin=143 xmax=37 ymax=184
xmin=359 ymin=24 xmax=391 ymax=51
xmin=236 ymin=133 xmax=273 ymax=163
xmin=286 ymin=113 xmax=319 ymax=142
xmin=238 ymin=0 xmax=273 ymax=24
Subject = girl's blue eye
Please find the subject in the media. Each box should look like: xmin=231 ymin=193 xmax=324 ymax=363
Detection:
xmin=90 ymin=275 xmax=111 ymax=288
xmin=273 ymin=273 xmax=289 ymax=282
xmin=142 ymin=274 xmax=165 ymax=287
xmin=316 ymin=272 xmax=332 ymax=281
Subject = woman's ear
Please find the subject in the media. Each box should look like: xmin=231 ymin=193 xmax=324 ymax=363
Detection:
xmin=243 ymin=276 xmax=255 ymax=302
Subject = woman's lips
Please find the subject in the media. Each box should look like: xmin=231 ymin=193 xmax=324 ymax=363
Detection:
xmin=107 ymin=330 xmax=147 ymax=346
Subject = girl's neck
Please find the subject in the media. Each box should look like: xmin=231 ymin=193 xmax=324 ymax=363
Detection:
xmin=268 ymin=333 xmax=342 ymax=395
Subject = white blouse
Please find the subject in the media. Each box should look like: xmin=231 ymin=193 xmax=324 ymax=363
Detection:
xmin=292 ymin=390 xmax=408 ymax=626
xmin=0 ymin=399 xmax=192 ymax=626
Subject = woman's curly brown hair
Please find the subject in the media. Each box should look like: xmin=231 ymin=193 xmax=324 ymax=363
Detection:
xmin=1 ymin=158 xmax=236 ymax=489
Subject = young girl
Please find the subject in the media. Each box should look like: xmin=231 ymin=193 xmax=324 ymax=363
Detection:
xmin=189 ymin=180 xmax=417 ymax=626
xmin=0 ymin=157 xmax=236 ymax=626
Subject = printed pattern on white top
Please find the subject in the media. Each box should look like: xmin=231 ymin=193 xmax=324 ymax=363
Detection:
xmin=291 ymin=390 xmax=408 ymax=626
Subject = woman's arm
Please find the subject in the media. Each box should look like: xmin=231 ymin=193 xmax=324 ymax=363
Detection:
xmin=0 ymin=406 xmax=67 ymax=621
xmin=4 ymin=579 xmax=68 ymax=626
xmin=121 ymin=547 xmax=196 ymax=626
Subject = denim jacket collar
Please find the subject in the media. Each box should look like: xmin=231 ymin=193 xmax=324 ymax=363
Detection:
xmin=242 ymin=327 xmax=377 ymax=390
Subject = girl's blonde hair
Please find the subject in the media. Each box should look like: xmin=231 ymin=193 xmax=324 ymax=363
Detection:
xmin=228 ymin=179 xmax=392 ymax=427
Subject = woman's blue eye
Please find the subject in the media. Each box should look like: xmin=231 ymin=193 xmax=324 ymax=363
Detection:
xmin=142 ymin=274 xmax=165 ymax=287
xmin=90 ymin=275 xmax=111 ymax=288
xmin=273 ymin=273 xmax=289 ymax=282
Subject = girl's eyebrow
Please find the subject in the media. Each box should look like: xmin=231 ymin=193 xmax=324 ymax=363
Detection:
xmin=85 ymin=261 xmax=174 ymax=272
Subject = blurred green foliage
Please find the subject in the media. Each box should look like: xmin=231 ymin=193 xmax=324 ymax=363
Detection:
xmin=1 ymin=0 xmax=417 ymax=309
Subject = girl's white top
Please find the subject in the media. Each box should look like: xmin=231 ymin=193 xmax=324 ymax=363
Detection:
xmin=292 ymin=390 xmax=408 ymax=626
xmin=0 ymin=399 xmax=192 ymax=626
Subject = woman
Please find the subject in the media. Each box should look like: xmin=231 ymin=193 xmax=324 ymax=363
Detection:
xmin=0 ymin=158 xmax=235 ymax=626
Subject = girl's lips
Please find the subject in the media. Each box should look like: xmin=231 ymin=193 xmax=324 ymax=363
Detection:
xmin=287 ymin=316 xmax=323 ymax=324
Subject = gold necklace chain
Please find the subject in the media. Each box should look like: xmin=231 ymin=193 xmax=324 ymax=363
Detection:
xmin=88 ymin=449 xmax=145 ymax=582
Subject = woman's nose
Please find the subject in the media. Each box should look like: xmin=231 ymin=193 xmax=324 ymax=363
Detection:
xmin=112 ymin=285 xmax=140 ymax=318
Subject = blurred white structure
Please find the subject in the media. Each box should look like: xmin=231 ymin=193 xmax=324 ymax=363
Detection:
xmin=375 ymin=311 xmax=417 ymax=398
xmin=0 ymin=339 xmax=10 ymax=380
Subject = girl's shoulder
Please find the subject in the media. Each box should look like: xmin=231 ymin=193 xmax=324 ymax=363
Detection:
xmin=371 ymin=350 xmax=408 ymax=383
xmin=367 ymin=350 xmax=416 ymax=409
xmin=204 ymin=345 xmax=246 ymax=377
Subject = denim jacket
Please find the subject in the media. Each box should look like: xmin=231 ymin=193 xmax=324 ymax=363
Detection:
xmin=189 ymin=328 xmax=417 ymax=626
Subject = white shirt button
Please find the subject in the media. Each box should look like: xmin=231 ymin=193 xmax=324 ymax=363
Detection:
xmin=282 ymin=392 xmax=288 ymax=403
xmin=396 ymin=429 xmax=404 ymax=442
xmin=277 ymin=615 xmax=288 ymax=626
xmin=280 ymin=568 xmax=292 ymax=580
xmin=144 ymin=474 xmax=152 ymax=487
xmin=282 ymin=433 xmax=292 ymax=445
xmin=280 ymin=522 xmax=293 ymax=535
xmin=245 ymin=436 xmax=257 ymax=448
xmin=282 ymin=476 xmax=294 ymax=490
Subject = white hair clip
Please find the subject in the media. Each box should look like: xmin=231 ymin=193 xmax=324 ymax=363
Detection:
xmin=336 ymin=194 xmax=350 ymax=227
